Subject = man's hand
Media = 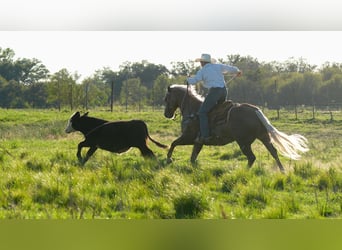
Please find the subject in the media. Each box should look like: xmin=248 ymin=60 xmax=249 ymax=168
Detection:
xmin=237 ymin=71 xmax=242 ymax=77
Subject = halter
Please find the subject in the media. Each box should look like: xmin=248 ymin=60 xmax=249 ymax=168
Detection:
xmin=85 ymin=122 xmax=110 ymax=137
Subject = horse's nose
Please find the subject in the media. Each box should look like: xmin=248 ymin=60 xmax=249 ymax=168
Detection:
xmin=164 ymin=112 xmax=173 ymax=119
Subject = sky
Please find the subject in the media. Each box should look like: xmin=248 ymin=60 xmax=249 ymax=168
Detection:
xmin=1 ymin=31 xmax=342 ymax=81
xmin=1 ymin=1 xmax=342 ymax=81
xmin=1 ymin=0 xmax=342 ymax=30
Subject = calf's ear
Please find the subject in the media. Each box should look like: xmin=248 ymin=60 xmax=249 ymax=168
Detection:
xmin=72 ymin=111 xmax=80 ymax=118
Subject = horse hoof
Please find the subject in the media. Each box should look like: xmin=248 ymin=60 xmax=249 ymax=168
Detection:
xmin=166 ymin=158 xmax=173 ymax=164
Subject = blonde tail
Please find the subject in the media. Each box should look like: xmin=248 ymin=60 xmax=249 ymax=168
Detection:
xmin=255 ymin=109 xmax=309 ymax=160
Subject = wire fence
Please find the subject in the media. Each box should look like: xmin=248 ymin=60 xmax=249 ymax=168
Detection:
xmin=99 ymin=103 xmax=342 ymax=122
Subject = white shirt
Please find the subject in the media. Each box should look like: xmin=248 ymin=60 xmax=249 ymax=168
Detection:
xmin=187 ymin=63 xmax=240 ymax=89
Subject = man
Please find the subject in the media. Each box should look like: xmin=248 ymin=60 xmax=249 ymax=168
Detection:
xmin=187 ymin=53 xmax=242 ymax=144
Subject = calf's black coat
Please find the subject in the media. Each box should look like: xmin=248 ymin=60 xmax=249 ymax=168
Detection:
xmin=65 ymin=112 xmax=167 ymax=165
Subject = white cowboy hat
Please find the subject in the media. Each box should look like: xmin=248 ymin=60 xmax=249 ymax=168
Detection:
xmin=195 ymin=53 xmax=216 ymax=63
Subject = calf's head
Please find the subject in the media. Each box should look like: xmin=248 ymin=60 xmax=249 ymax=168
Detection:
xmin=65 ymin=111 xmax=88 ymax=133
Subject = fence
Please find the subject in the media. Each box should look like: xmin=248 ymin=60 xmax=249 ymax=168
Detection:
xmin=260 ymin=105 xmax=342 ymax=121
xmin=98 ymin=103 xmax=342 ymax=122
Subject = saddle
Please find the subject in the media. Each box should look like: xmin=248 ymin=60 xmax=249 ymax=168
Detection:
xmin=208 ymin=100 xmax=238 ymax=127
xmin=181 ymin=100 xmax=238 ymax=134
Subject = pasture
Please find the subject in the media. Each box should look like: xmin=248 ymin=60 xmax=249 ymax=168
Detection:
xmin=0 ymin=108 xmax=341 ymax=219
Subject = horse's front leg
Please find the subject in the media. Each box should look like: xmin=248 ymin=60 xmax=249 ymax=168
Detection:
xmin=167 ymin=135 xmax=194 ymax=164
xmin=190 ymin=143 xmax=203 ymax=164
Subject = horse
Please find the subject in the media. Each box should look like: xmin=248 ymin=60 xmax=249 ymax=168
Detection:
xmin=163 ymin=84 xmax=309 ymax=172
xmin=65 ymin=111 xmax=168 ymax=165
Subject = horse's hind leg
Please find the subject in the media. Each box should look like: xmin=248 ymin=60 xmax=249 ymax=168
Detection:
xmin=260 ymin=137 xmax=285 ymax=173
xmin=237 ymin=142 xmax=256 ymax=168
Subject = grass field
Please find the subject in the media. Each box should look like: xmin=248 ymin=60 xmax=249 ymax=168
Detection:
xmin=0 ymin=108 xmax=341 ymax=219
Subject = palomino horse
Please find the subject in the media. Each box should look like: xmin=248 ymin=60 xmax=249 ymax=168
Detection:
xmin=163 ymin=84 xmax=309 ymax=172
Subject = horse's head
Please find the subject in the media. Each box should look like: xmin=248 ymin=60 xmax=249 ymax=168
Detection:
xmin=164 ymin=86 xmax=180 ymax=119
xmin=164 ymin=84 xmax=203 ymax=119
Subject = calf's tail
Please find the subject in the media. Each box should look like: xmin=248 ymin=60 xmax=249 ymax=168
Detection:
xmin=255 ymin=109 xmax=309 ymax=160
xmin=148 ymin=135 xmax=168 ymax=149
xmin=141 ymin=121 xmax=168 ymax=149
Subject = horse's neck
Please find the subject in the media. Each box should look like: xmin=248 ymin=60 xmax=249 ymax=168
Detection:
xmin=181 ymin=97 xmax=202 ymax=118
xmin=79 ymin=117 xmax=108 ymax=135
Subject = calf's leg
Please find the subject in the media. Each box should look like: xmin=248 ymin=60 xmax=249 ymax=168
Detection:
xmin=138 ymin=144 xmax=156 ymax=159
xmin=77 ymin=141 xmax=87 ymax=162
xmin=82 ymin=146 xmax=98 ymax=165
xmin=77 ymin=140 xmax=97 ymax=165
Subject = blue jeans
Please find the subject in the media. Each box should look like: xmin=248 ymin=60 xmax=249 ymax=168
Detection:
xmin=198 ymin=87 xmax=227 ymax=138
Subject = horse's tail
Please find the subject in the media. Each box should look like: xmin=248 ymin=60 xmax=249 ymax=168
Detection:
xmin=255 ymin=109 xmax=309 ymax=160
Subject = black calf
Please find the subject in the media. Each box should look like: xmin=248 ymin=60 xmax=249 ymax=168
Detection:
xmin=65 ymin=112 xmax=167 ymax=165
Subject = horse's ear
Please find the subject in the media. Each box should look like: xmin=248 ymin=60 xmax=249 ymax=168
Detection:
xmin=83 ymin=112 xmax=89 ymax=117
xmin=167 ymin=85 xmax=171 ymax=92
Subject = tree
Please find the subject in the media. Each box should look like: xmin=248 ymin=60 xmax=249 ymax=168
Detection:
xmin=24 ymin=82 xmax=49 ymax=108
xmin=47 ymin=69 xmax=76 ymax=111
xmin=0 ymin=48 xmax=16 ymax=81
xmin=120 ymin=78 xmax=147 ymax=111
xmin=320 ymin=62 xmax=342 ymax=81
xmin=0 ymin=47 xmax=49 ymax=84
xmin=152 ymin=75 xmax=172 ymax=106
xmin=15 ymin=58 xmax=49 ymax=85
xmin=81 ymin=76 xmax=109 ymax=109
xmin=0 ymin=80 xmax=26 ymax=108
xmin=170 ymin=61 xmax=197 ymax=77
xmin=319 ymin=74 xmax=342 ymax=106
xmin=130 ymin=60 xmax=169 ymax=88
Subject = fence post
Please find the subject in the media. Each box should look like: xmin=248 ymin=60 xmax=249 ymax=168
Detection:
xmin=111 ymin=80 xmax=114 ymax=112
xmin=312 ymin=105 xmax=315 ymax=120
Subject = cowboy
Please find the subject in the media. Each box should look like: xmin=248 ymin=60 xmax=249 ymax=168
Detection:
xmin=187 ymin=53 xmax=242 ymax=144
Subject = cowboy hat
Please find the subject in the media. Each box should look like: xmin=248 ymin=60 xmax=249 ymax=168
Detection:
xmin=195 ymin=53 xmax=216 ymax=63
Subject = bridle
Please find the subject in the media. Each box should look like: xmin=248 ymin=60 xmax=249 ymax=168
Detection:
xmin=179 ymin=74 xmax=238 ymax=118
xmin=179 ymin=82 xmax=190 ymax=116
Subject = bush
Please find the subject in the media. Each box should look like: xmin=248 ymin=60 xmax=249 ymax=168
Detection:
xmin=173 ymin=191 xmax=209 ymax=219
xmin=241 ymin=188 xmax=268 ymax=210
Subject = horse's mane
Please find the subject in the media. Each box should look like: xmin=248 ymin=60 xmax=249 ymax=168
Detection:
xmin=169 ymin=84 xmax=204 ymax=102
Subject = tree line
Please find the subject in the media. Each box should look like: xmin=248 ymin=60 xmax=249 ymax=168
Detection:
xmin=0 ymin=47 xmax=341 ymax=110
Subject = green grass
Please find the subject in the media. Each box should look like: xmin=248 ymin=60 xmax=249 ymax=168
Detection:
xmin=0 ymin=108 xmax=341 ymax=218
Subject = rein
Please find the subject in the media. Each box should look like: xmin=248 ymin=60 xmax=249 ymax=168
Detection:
xmin=179 ymin=74 xmax=237 ymax=117
xmin=225 ymin=74 xmax=238 ymax=86
xmin=85 ymin=122 xmax=109 ymax=137
xmin=179 ymin=82 xmax=190 ymax=116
